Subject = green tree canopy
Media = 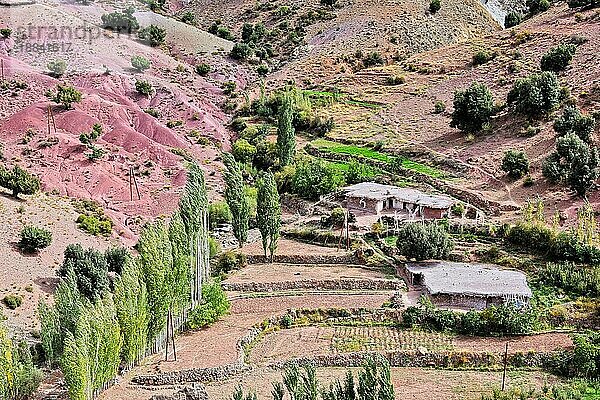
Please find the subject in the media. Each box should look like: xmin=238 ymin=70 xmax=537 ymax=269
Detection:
xmin=450 ymin=82 xmax=495 ymax=134
xmin=223 ymin=152 xmax=250 ymax=247
xmin=553 ymin=105 xmax=596 ymax=143
xmin=0 ymin=164 xmax=40 ymax=198
xmin=276 ymin=93 xmax=296 ymax=167
xmin=507 ymin=71 xmax=561 ymax=118
xmin=396 ymin=222 xmax=454 ymax=261
xmin=256 ymin=172 xmax=281 ymax=260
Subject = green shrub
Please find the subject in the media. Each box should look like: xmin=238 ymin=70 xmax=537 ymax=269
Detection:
xmin=568 ymin=0 xmax=600 ymax=8
xmin=450 ymin=82 xmax=495 ymax=134
xmin=18 ymin=225 xmax=52 ymax=253
xmin=187 ymin=280 xmax=230 ymax=329
xmin=504 ymin=11 xmax=523 ymax=28
xmin=540 ymin=261 xmax=600 ymax=296
xmin=47 ymin=59 xmax=67 ymax=77
xmin=472 ymin=50 xmax=495 ymax=66
xmin=386 ymin=75 xmax=405 ymax=85
xmin=195 ymin=63 xmax=211 ymax=76
xmin=429 ymin=0 xmax=441 ymax=13
xmin=45 ymin=84 xmax=82 ymax=109
xmin=135 ymin=79 xmax=153 ymax=96
xmin=3 ymin=294 xmax=23 ymax=309
xmin=58 ymin=243 xmax=110 ymax=301
xmin=137 ymin=25 xmax=166 ymax=47
xmin=76 ymin=214 xmax=113 ymax=236
xmin=0 ymin=164 xmax=40 ymax=198
xmin=209 ymin=201 xmax=232 ymax=229
xmin=101 ymin=8 xmax=139 ymax=33
xmin=131 ymin=55 xmax=151 ymax=72
xmin=232 ymin=139 xmax=257 ymax=164
xmin=553 ymin=105 xmax=595 ymax=143
xmin=396 ymin=222 xmax=453 ymax=261
xmin=501 ymin=150 xmax=530 ymax=178
xmin=104 ymin=246 xmax=130 ymax=275
xmin=363 ymin=52 xmax=384 ymax=67
xmin=507 ymin=72 xmax=561 ymax=118
xmin=216 ymin=26 xmax=234 ymax=40
xmin=434 ymin=100 xmax=446 ymax=114
xmin=291 ymin=157 xmax=345 ymax=200
xmin=180 ymin=11 xmax=195 ymax=24
xmin=540 ymin=44 xmax=577 ymax=73
xmin=256 ymin=64 xmax=269 ymax=76
xmin=527 ymin=0 xmax=551 ymax=15
xmin=230 ymin=42 xmax=254 ymax=60
xmin=215 ymin=251 xmax=247 ymax=275
xmin=0 ymin=28 xmax=12 ymax=38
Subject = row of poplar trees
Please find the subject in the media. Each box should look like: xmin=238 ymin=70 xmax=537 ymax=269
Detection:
xmin=38 ymin=163 xmax=210 ymax=400
xmin=223 ymin=153 xmax=281 ymax=260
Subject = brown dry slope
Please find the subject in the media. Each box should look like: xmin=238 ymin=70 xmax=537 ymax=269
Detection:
xmin=284 ymin=3 xmax=600 ymax=221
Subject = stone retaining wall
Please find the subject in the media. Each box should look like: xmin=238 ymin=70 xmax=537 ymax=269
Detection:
xmin=222 ymin=279 xmax=404 ymax=292
xmin=268 ymin=349 xmax=556 ymax=370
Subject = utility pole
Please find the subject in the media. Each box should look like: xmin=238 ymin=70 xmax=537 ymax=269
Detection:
xmin=501 ymin=342 xmax=509 ymax=391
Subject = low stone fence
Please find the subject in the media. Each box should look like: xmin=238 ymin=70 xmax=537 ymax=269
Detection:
xmin=268 ymin=349 xmax=557 ymax=370
xmin=246 ymin=253 xmax=361 ymax=265
xmin=222 ymin=279 xmax=405 ymax=292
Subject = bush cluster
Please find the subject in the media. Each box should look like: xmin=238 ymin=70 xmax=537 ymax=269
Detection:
xmin=187 ymin=280 xmax=230 ymax=329
xmin=18 ymin=225 xmax=52 ymax=253
xmin=3 ymin=294 xmax=23 ymax=310
xmin=505 ymin=222 xmax=600 ymax=264
xmin=396 ymin=222 xmax=453 ymax=261
xmin=501 ymin=150 xmax=530 ymax=179
xmin=540 ymin=44 xmax=577 ymax=73
xmin=539 ymin=262 xmax=600 ymax=296
xmin=101 ymin=8 xmax=139 ymax=33
xmin=215 ymin=251 xmax=247 ymax=275
xmin=0 ymin=164 xmax=40 ymax=198
xmin=507 ymin=71 xmax=562 ymax=118
xmin=403 ymin=300 xmax=538 ymax=335
xmin=450 ymin=82 xmax=495 ymax=134
xmin=137 ymin=25 xmax=166 ymax=47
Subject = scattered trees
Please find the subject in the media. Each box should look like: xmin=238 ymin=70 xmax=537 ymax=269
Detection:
xmin=59 ymin=244 xmax=110 ymax=302
xmin=0 ymin=319 xmax=43 ymax=399
xmin=256 ymin=172 xmax=281 ymax=260
xmin=527 ymin=0 xmax=551 ymax=15
xmin=18 ymin=225 xmax=52 ymax=253
xmin=507 ymin=71 xmax=561 ymax=119
xmin=230 ymin=42 xmax=253 ymax=60
xmin=223 ymin=153 xmax=250 ymax=248
xmin=540 ymin=44 xmax=577 ymax=73
xmin=396 ymin=222 xmax=454 ymax=261
xmin=46 ymin=84 xmax=82 ymax=109
xmin=450 ymin=82 xmax=495 ymax=134
xmin=543 ymin=133 xmax=600 ymax=197
xmin=501 ymin=150 xmax=530 ymax=179
xmin=131 ymin=55 xmax=151 ymax=72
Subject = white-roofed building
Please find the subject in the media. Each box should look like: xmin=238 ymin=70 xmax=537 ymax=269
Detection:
xmin=340 ymin=182 xmax=454 ymax=220
xmin=405 ymin=261 xmax=533 ymax=310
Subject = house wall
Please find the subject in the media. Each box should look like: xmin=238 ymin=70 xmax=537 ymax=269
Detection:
xmin=346 ymin=197 xmax=382 ymax=216
xmin=423 ymin=207 xmax=448 ymax=219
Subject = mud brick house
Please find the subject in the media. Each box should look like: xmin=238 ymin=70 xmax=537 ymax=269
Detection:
xmin=404 ymin=261 xmax=532 ymax=310
xmin=341 ymin=182 xmax=454 ymax=220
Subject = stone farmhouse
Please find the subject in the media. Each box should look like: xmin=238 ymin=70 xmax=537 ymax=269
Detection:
xmin=340 ymin=182 xmax=454 ymax=220
xmin=404 ymin=261 xmax=533 ymax=310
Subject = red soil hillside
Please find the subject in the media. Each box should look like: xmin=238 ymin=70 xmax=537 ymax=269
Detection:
xmin=0 ymin=2 xmax=250 ymax=238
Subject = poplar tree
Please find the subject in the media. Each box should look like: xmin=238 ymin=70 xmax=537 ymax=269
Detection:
xmin=179 ymin=162 xmax=209 ymax=304
xmin=276 ymin=93 xmax=296 ymax=166
xmin=114 ymin=258 xmax=149 ymax=366
xmin=223 ymin=152 xmax=250 ymax=247
xmin=256 ymin=172 xmax=281 ymax=261
xmin=137 ymin=219 xmax=172 ymax=341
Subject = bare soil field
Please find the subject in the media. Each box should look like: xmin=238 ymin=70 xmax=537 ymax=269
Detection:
xmin=224 ymin=263 xmax=388 ymax=284
xmin=239 ymin=238 xmax=347 ymax=257
xmin=0 ymin=191 xmax=114 ymax=336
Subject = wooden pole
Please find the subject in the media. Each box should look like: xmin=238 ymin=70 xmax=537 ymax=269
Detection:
xmin=132 ymin=168 xmax=141 ymax=200
xmin=346 ymin=208 xmax=350 ymax=250
xmin=165 ymin=310 xmax=170 ymax=361
xmin=170 ymin=311 xmax=177 ymax=361
xmin=501 ymin=342 xmax=509 ymax=391
xmin=129 ymin=167 xmax=134 ymax=201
